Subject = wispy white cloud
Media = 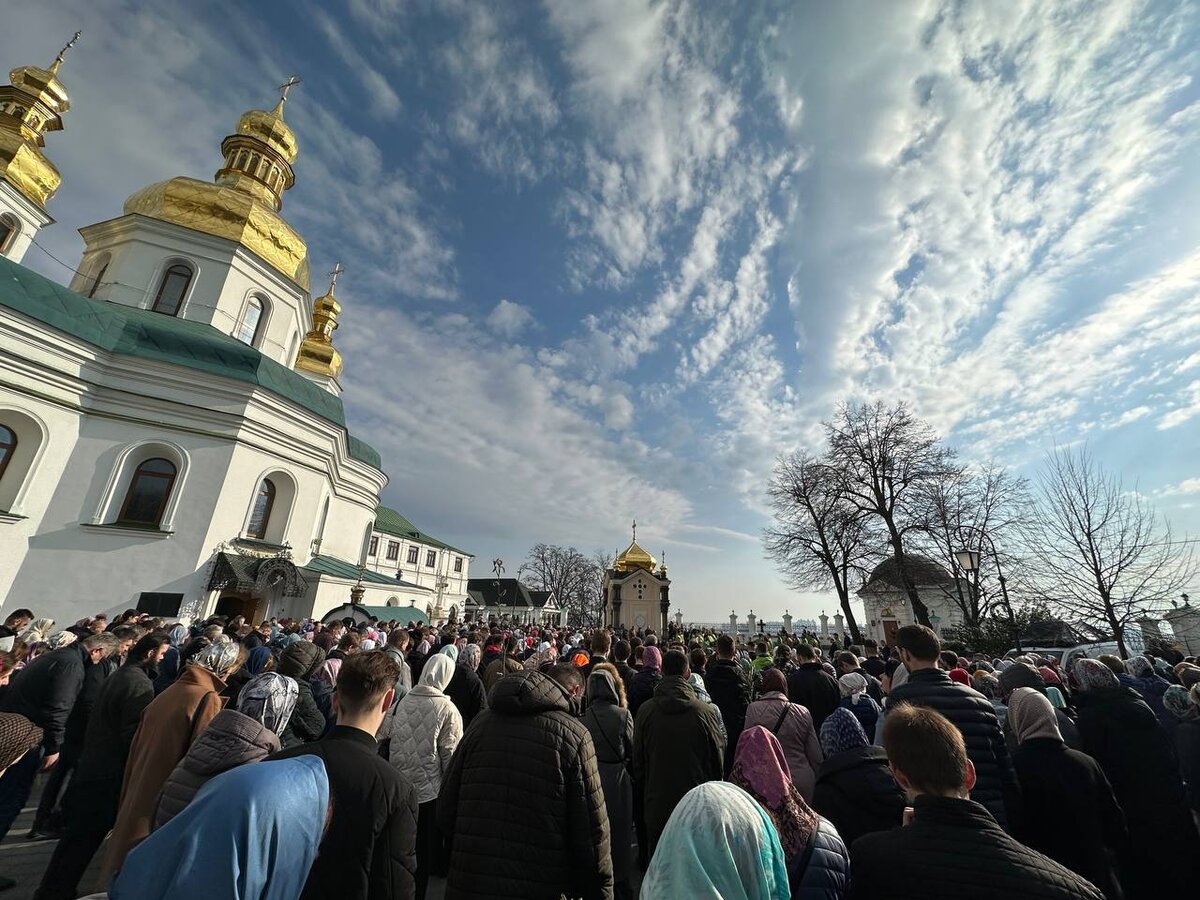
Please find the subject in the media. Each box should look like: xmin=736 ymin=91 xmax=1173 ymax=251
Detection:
xmin=486 ymin=299 xmax=536 ymax=337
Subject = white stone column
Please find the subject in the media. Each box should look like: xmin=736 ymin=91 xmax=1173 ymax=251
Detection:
xmin=782 ymin=610 xmax=793 ymax=634
xmin=819 ymin=610 xmax=829 ymax=637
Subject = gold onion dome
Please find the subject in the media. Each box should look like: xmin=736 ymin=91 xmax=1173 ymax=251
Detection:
xmin=0 ymin=32 xmax=79 ymax=210
xmin=122 ymin=78 xmax=309 ymax=289
xmin=615 ymin=540 xmax=657 ymax=573
xmin=295 ymin=263 xmax=344 ymax=379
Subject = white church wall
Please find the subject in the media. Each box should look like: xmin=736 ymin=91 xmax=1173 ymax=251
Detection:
xmin=0 ymin=182 xmax=50 ymax=265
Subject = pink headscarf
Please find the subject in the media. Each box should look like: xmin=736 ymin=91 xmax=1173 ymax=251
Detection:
xmin=729 ymin=726 xmax=817 ymax=861
xmin=643 ymin=646 xmax=663 ymax=671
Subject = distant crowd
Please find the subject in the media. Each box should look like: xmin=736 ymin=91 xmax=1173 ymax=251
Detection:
xmin=0 ymin=605 xmax=1195 ymax=899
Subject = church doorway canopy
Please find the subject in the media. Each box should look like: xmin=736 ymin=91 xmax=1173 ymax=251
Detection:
xmin=207 ymin=551 xmax=309 ymax=598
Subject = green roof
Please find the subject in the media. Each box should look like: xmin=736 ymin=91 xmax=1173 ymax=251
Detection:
xmin=374 ymin=505 xmax=471 ymax=556
xmin=0 ymin=255 xmax=382 ymax=470
xmin=303 ymin=554 xmax=430 ymax=591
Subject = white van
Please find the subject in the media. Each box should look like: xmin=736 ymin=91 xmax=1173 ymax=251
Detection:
xmin=1004 ymin=641 xmax=1121 ymax=671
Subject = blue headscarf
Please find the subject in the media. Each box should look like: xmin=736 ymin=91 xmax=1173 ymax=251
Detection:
xmin=819 ymin=707 xmax=869 ymax=757
xmin=244 ymin=645 xmax=273 ymax=676
xmin=641 ymin=781 xmax=790 ymax=900
xmin=110 ymin=756 xmax=328 ymax=900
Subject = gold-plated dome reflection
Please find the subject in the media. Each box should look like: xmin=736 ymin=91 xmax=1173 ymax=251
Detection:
xmin=295 ymin=262 xmax=345 ymax=379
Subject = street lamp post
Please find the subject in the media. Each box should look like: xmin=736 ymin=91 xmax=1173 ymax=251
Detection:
xmin=955 ymin=536 xmax=1020 ymax=652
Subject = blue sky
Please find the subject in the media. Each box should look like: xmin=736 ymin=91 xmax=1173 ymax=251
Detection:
xmin=4 ymin=0 xmax=1199 ymax=621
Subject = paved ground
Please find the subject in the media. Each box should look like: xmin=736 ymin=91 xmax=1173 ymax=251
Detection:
xmin=0 ymin=776 xmax=639 ymax=899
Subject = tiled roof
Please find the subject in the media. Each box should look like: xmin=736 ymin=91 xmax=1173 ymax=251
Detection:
xmin=466 ymin=577 xmax=535 ymax=608
xmin=374 ymin=505 xmax=471 ymax=556
xmin=0 ymin=255 xmax=381 ymax=470
xmin=303 ymin=554 xmax=431 ymax=592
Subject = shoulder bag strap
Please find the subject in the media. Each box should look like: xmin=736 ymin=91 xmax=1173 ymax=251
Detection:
xmin=770 ymin=701 xmax=791 ymax=735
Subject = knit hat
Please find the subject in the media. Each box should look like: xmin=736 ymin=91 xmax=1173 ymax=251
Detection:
xmin=948 ymin=668 xmax=971 ymax=686
xmin=0 ymin=713 xmax=42 ymax=770
xmin=761 ymin=667 xmax=787 ymax=695
xmin=1008 ymin=687 xmax=1062 ymax=744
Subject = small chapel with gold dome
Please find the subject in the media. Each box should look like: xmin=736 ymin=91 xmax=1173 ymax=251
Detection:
xmin=0 ymin=38 xmax=471 ymax=626
xmin=604 ymin=523 xmax=671 ymax=632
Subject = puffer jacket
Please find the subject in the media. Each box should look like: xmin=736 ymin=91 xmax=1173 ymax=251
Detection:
xmin=812 ymin=744 xmax=905 ymax=847
xmin=437 ymin=669 xmax=613 ymax=899
xmin=153 ymin=708 xmax=279 ymax=828
xmin=633 ymin=675 xmax=724 ymax=859
xmin=276 ymin=641 xmax=327 ymax=749
xmin=382 ymin=654 xmax=463 ymax=804
xmin=850 ymin=795 xmax=1105 ymax=899
xmin=705 ymin=657 xmax=751 ymax=772
xmin=792 ymin=816 xmax=849 ymax=900
xmin=887 ymin=667 xmax=1019 ymax=829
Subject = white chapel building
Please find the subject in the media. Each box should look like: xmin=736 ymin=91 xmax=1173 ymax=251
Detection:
xmin=0 ymin=44 xmax=467 ymax=626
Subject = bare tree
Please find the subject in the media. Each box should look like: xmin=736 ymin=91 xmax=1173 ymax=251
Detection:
xmin=764 ymin=450 xmax=873 ymax=643
xmin=825 ymin=401 xmax=960 ymax=627
xmin=1027 ymin=445 xmax=1195 ymax=657
xmin=917 ymin=463 xmax=1033 ymax=628
xmin=519 ymin=544 xmax=608 ymax=629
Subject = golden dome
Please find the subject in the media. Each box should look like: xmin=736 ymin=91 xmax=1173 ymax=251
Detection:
xmin=123 ymin=176 xmax=309 ymax=289
xmin=615 ymin=540 xmax=657 ymax=573
xmin=0 ymin=130 xmax=60 ymax=208
xmin=295 ymin=265 xmax=344 ymax=379
xmin=235 ymin=102 xmax=297 ymax=163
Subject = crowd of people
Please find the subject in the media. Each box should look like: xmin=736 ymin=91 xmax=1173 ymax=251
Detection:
xmin=0 ymin=604 xmax=1196 ymax=899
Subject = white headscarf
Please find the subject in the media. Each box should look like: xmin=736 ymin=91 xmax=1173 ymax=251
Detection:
xmin=839 ymin=672 xmax=868 ymax=704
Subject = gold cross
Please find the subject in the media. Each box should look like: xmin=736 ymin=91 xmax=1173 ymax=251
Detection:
xmin=278 ymin=75 xmax=301 ymax=102
xmin=327 ymin=261 xmax=344 ymax=291
xmin=51 ymin=30 xmax=82 ymax=71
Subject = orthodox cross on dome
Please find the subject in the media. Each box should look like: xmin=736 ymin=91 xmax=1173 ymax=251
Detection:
xmin=50 ymin=30 xmax=82 ymax=73
xmin=327 ymin=261 xmax=344 ymax=292
xmin=632 ymin=519 xmax=637 ymax=542
xmin=278 ymin=74 xmax=301 ymax=102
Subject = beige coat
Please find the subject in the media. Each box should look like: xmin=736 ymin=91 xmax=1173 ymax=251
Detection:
xmin=103 ymin=665 xmax=226 ymax=878
xmin=744 ymin=691 xmax=824 ymax=800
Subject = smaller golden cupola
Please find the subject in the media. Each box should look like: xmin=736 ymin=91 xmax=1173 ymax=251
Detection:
xmin=614 ymin=520 xmax=657 ymax=573
xmin=295 ymin=262 xmax=345 ymax=379
xmin=0 ymin=31 xmax=79 ymax=210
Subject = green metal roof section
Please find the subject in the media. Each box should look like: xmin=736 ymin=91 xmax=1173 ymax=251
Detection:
xmin=374 ymin=505 xmax=472 ymax=556
xmin=303 ymin=554 xmax=430 ymax=591
xmin=0 ymin=255 xmax=382 ymax=470
xmin=355 ymin=604 xmax=429 ymax=625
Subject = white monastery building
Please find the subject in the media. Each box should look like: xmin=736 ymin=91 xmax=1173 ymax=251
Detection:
xmin=0 ymin=43 xmax=469 ymax=626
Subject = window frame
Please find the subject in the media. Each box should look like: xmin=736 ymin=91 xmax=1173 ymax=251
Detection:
xmin=0 ymin=424 xmax=16 ymax=483
xmin=116 ymin=457 xmax=178 ymax=528
xmin=454 ymin=556 xmax=463 ymax=573
xmin=0 ymin=215 xmax=17 ymax=253
xmin=425 ymin=549 xmax=437 ymax=568
xmin=368 ymin=536 xmax=379 ymax=556
xmin=235 ymin=294 xmax=268 ymax=346
xmin=386 ymin=541 xmax=400 ymax=561
xmin=406 ymin=546 xmax=419 ymax=565
xmin=245 ymin=477 xmax=277 ymax=540
xmin=150 ymin=263 xmax=194 ymax=316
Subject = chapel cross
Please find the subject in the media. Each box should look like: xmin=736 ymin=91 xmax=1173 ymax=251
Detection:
xmin=51 ymin=31 xmax=82 ymax=72
xmin=632 ymin=519 xmax=637 ymax=542
xmin=278 ymin=75 xmax=302 ymax=102
xmin=327 ymin=261 xmax=344 ymax=291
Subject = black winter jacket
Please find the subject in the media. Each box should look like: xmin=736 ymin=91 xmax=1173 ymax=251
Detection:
xmin=705 ymin=658 xmax=750 ymax=771
xmin=1075 ymin=685 xmax=1200 ymax=895
xmin=273 ymin=725 xmax=418 ymax=900
xmin=812 ymin=744 xmax=905 ymax=847
xmin=633 ymin=676 xmax=724 ymax=857
xmin=627 ymin=666 xmax=661 ymax=719
xmin=279 ymin=679 xmax=326 ymax=748
xmin=1177 ymin=718 xmax=1200 ymax=815
xmin=886 ymin=667 xmax=1019 ymax=829
xmin=849 ymin=796 xmax=1106 ymax=899
xmin=1010 ymin=737 xmax=1128 ymax=900
xmin=1 ymin=644 xmax=92 ymax=753
xmin=444 ymin=662 xmax=487 ymax=729
xmin=73 ymin=661 xmax=156 ymax=784
xmin=792 ymin=817 xmax=850 ymax=900
xmin=437 ymin=670 xmax=614 ymax=900
xmin=786 ymin=663 xmax=841 ymax=729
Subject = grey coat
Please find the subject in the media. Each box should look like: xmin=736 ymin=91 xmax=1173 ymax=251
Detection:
xmin=582 ymin=669 xmax=634 ymax=891
xmin=153 ymin=708 xmax=279 ymax=828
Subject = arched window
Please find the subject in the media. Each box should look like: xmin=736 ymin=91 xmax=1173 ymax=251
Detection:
xmin=87 ymin=258 xmax=109 ymax=299
xmin=0 ymin=215 xmax=17 ymax=253
xmin=151 ymin=263 xmax=193 ymax=316
xmin=235 ymin=295 xmax=266 ymax=345
xmin=246 ymin=478 xmax=276 ymax=539
xmin=0 ymin=424 xmax=15 ymax=482
xmin=117 ymin=458 xmax=177 ymax=527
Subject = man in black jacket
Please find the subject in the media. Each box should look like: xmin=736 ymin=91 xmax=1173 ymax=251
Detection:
xmin=273 ymin=651 xmax=417 ymax=900
xmin=850 ymin=704 xmax=1104 ymax=899
xmin=704 ymin=634 xmax=750 ymax=775
xmin=786 ymin=643 xmax=841 ymax=729
xmin=886 ymin=624 xmax=1019 ymax=829
xmin=32 ymin=632 xmax=170 ymax=900
xmin=438 ymin=665 xmax=613 ymax=899
xmin=0 ymin=632 xmax=120 ymax=850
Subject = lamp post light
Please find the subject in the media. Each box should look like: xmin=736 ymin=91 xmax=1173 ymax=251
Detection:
xmin=955 ymin=539 xmax=1020 ymax=652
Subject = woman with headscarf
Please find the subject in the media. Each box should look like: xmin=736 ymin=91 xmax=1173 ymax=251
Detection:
xmin=1120 ymin=655 xmax=1174 ymax=731
xmin=1006 ymin=687 xmax=1128 ymax=899
xmin=444 ymin=642 xmax=487 ymax=730
xmin=642 ymin=781 xmax=791 ymax=900
xmin=812 ymin=708 xmax=905 ymax=847
xmin=582 ymin=664 xmax=635 ymax=900
xmin=1073 ymin=657 xmax=1200 ymax=895
xmin=154 ymin=672 xmax=298 ymax=829
xmin=628 ymin=646 xmax=663 ymax=718
xmin=220 ymin=645 xmax=273 ymax=709
xmin=837 ymin=671 xmax=881 ymax=742
xmin=380 ymin=652 xmax=462 ymax=900
xmin=275 ymin=640 xmax=328 ymax=749
xmin=1164 ymin=683 xmax=1200 ymax=826
xmin=104 ymin=640 xmax=245 ymax=879
xmin=152 ymin=623 xmax=191 ymax=694
xmin=743 ymin=668 xmax=823 ymax=800
xmin=972 ymin=672 xmax=1008 ymax=725
xmin=109 ymin=756 xmax=328 ymax=900
xmin=730 ymin=726 xmax=849 ymax=899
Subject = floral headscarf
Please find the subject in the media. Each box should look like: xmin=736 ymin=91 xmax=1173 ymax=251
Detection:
xmin=1163 ymin=684 xmax=1199 ymax=721
xmin=819 ymin=707 xmax=869 ymax=757
xmin=1126 ymin=656 xmax=1154 ymax=679
xmin=238 ymin=672 xmax=300 ymax=735
xmin=1074 ymin=657 xmax=1119 ymax=691
xmin=461 ymin=643 xmax=481 ymax=672
xmin=838 ymin=672 xmax=868 ymax=703
xmin=972 ymin=673 xmax=1000 ymax=700
xmin=20 ymin=618 xmax=55 ymax=644
xmin=730 ymin=726 xmax=818 ymax=862
xmin=46 ymin=631 xmax=77 ymax=650
xmin=190 ymin=641 xmax=242 ymax=677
